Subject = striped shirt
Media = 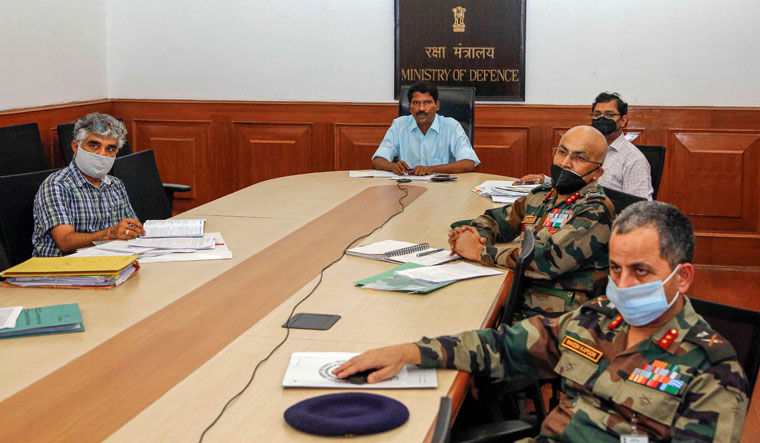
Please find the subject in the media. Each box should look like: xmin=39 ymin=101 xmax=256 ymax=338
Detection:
xmin=32 ymin=161 xmax=137 ymax=257
xmin=598 ymin=133 xmax=654 ymax=200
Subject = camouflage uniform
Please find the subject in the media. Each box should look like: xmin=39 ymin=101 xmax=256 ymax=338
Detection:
xmin=452 ymin=180 xmax=614 ymax=314
xmin=416 ymin=296 xmax=749 ymax=442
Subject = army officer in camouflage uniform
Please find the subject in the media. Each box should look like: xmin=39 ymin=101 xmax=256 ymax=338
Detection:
xmin=335 ymin=202 xmax=748 ymax=442
xmin=449 ymin=125 xmax=615 ymax=315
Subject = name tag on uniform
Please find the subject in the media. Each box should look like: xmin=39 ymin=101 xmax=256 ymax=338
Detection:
xmin=621 ymin=435 xmax=648 ymax=443
xmin=560 ymin=336 xmax=603 ymax=363
xmin=522 ymin=215 xmax=538 ymax=224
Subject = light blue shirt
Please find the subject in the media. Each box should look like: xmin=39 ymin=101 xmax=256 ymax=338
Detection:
xmin=372 ymin=114 xmax=480 ymax=169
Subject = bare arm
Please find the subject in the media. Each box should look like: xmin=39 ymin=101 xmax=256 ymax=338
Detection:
xmin=372 ymin=157 xmax=410 ymax=175
xmin=412 ymin=159 xmax=475 ymax=175
xmin=50 ymin=218 xmax=145 ymax=253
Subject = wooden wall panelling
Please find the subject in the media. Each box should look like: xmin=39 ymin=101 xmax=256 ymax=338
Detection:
xmin=131 ymin=120 xmax=213 ymax=214
xmin=0 ymin=100 xmax=114 ymax=169
xmin=472 ymin=126 xmax=529 ymax=177
xmin=231 ymin=121 xmax=315 ymax=189
xmin=334 ymin=124 xmax=388 ymax=171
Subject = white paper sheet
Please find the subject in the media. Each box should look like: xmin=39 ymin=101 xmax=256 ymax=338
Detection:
xmin=395 ymin=262 xmax=502 ymax=283
xmin=349 ymin=170 xmax=396 ymax=178
xmin=388 ymin=174 xmax=436 ymax=181
xmin=0 ymin=306 xmax=23 ymax=329
xmin=137 ymin=233 xmax=233 ymax=263
xmin=282 ymin=352 xmax=437 ymax=389
xmin=143 ymin=219 xmax=205 ymax=238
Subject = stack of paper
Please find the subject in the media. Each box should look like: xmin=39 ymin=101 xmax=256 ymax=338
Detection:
xmin=0 ymin=303 xmax=84 ymax=339
xmin=0 ymin=255 xmax=139 ymax=289
xmin=143 ymin=219 xmax=205 ymax=238
xmin=72 ymin=233 xmax=232 ymax=263
xmin=347 ymin=240 xmax=459 ymax=266
xmin=471 ymin=180 xmax=539 ymax=204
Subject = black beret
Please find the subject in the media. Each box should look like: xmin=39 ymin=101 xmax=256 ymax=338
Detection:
xmin=284 ymin=392 xmax=409 ymax=436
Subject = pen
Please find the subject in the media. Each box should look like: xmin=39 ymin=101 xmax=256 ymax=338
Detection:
xmin=417 ymin=248 xmax=444 ymax=257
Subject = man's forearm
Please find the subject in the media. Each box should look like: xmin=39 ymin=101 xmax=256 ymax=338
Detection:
xmin=371 ymin=157 xmax=394 ymax=171
xmin=54 ymin=229 xmax=109 ymax=253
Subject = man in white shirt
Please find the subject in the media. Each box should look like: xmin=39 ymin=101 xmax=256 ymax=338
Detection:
xmin=519 ymin=92 xmax=654 ymax=200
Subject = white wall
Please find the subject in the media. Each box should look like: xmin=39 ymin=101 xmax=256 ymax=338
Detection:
xmin=0 ymin=0 xmax=107 ymax=110
xmin=3 ymin=1 xmax=759 ymax=109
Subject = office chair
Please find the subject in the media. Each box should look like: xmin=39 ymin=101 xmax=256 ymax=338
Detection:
xmin=0 ymin=168 xmax=60 ymax=267
xmin=689 ymin=298 xmax=760 ymax=399
xmin=0 ymin=122 xmax=49 ymax=175
xmin=449 ymin=231 xmax=544 ymax=443
xmin=634 ymin=145 xmax=666 ymax=200
xmin=58 ymin=121 xmax=133 ymax=165
xmin=0 ymin=238 xmax=10 ymax=273
xmin=432 ymin=397 xmax=453 ymax=443
xmin=601 ymin=186 xmax=647 ymax=215
xmin=398 ymin=85 xmax=476 ymax=145
xmin=110 ymin=150 xmax=191 ymax=221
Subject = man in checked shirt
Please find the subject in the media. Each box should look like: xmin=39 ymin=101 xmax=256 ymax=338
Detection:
xmin=520 ymin=92 xmax=654 ymax=200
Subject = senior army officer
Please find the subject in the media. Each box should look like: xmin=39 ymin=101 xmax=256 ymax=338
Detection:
xmin=449 ymin=125 xmax=615 ymax=316
xmin=371 ymin=81 xmax=480 ymax=176
xmin=335 ymin=201 xmax=748 ymax=442
xmin=32 ymin=113 xmax=145 ymax=256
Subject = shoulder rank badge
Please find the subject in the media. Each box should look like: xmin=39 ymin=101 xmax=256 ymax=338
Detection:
xmin=585 ymin=190 xmax=605 ymax=200
xmin=628 ymin=360 xmax=684 ymax=395
xmin=561 ymin=336 xmax=603 ymax=363
xmin=543 ymin=208 xmax=573 ymax=234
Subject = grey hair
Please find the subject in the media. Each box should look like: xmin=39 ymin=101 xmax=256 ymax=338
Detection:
xmin=613 ymin=201 xmax=694 ymax=268
xmin=73 ymin=113 xmax=127 ymax=149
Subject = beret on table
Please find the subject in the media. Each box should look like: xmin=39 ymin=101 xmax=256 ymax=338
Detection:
xmin=284 ymin=392 xmax=409 ymax=436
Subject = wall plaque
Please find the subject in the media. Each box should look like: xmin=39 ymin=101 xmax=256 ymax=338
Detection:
xmin=395 ymin=0 xmax=526 ymax=101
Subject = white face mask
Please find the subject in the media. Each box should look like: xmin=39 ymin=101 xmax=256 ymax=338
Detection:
xmin=605 ymin=264 xmax=681 ymax=326
xmin=74 ymin=143 xmax=116 ymax=179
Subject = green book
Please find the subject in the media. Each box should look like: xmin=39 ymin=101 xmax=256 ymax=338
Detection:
xmin=355 ymin=262 xmax=454 ymax=294
xmin=0 ymin=303 xmax=84 ymax=339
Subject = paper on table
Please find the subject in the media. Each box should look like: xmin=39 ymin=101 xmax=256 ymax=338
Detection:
xmin=0 ymin=306 xmax=23 ymax=329
xmin=129 ymin=236 xmax=215 ymax=250
xmin=349 ymin=170 xmax=396 ymax=178
xmin=137 ymin=233 xmax=233 ymax=263
xmin=143 ymin=219 xmax=205 ymax=238
xmin=388 ymin=174 xmax=436 ymax=181
xmin=395 ymin=262 xmax=502 ymax=283
xmin=492 ymin=195 xmax=521 ymax=204
xmin=282 ymin=352 xmax=437 ymax=389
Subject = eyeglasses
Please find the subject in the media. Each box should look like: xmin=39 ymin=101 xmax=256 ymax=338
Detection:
xmin=590 ymin=111 xmax=621 ymax=119
xmin=553 ymin=147 xmax=602 ymax=165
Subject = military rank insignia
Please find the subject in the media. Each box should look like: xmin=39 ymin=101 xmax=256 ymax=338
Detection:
xmin=543 ymin=209 xmax=573 ymax=234
xmin=628 ymin=360 xmax=684 ymax=395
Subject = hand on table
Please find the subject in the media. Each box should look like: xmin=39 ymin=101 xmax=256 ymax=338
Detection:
xmin=111 ymin=218 xmax=145 ymax=240
xmin=513 ymin=174 xmax=544 ymax=185
xmin=332 ymin=344 xmax=421 ymax=384
xmin=448 ymin=226 xmax=486 ymax=260
xmin=389 ymin=161 xmax=412 ymax=176
xmin=411 ymin=166 xmax=434 ymax=176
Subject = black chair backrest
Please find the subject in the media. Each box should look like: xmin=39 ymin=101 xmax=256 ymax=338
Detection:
xmin=0 ymin=168 xmax=60 ymax=266
xmin=430 ymin=396 xmax=452 ymax=443
xmin=398 ymin=85 xmax=476 ymax=145
xmin=0 ymin=123 xmax=48 ymax=175
xmin=689 ymin=298 xmax=760 ymax=399
xmin=58 ymin=121 xmax=133 ymax=165
xmin=634 ymin=145 xmax=666 ymax=200
xmin=498 ymin=230 xmax=535 ymax=326
xmin=0 ymin=236 xmax=10 ymax=272
xmin=110 ymin=150 xmax=172 ymax=222
xmin=601 ymin=186 xmax=647 ymax=215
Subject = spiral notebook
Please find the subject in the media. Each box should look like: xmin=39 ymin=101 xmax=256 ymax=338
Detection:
xmin=346 ymin=240 xmax=460 ymax=266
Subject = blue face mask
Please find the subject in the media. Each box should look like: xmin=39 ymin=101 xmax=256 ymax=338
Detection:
xmin=606 ymin=264 xmax=681 ymax=327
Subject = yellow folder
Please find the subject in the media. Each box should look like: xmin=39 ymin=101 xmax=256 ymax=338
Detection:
xmin=1 ymin=255 xmax=139 ymax=277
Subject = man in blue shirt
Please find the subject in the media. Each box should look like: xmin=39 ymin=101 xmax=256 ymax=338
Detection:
xmin=371 ymin=82 xmax=480 ymax=176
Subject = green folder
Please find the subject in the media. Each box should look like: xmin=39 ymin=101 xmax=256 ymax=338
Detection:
xmin=355 ymin=262 xmax=454 ymax=294
xmin=0 ymin=303 xmax=84 ymax=339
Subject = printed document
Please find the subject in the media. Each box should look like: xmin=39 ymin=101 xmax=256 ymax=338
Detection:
xmin=395 ymin=262 xmax=502 ymax=283
xmin=143 ymin=219 xmax=205 ymax=238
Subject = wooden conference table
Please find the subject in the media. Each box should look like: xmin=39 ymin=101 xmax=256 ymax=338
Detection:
xmin=0 ymin=171 xmax=513 ymax=442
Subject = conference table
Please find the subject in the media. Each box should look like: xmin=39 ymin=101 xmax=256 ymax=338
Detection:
xmin=0 ymin=171 xmax=515 ymax=442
